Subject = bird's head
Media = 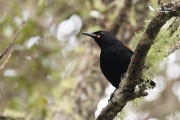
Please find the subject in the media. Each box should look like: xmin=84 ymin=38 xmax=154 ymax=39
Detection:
xmin=82 ymin=31 xmax=119 ymax=50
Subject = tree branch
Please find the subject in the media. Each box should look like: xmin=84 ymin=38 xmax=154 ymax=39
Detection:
xmin=168 ymin=42 xmax=180 ymax=55
xmin=109 ymin=0 xmax=133 ymax=35
xmin=96 ymin=1 xmax=180 ymax=120
xmin=0 ymin=48 xmax=14 ymax=71
xmin=0 ymin=21 xmax=25 ymax=59
xmin=168 ymin=17 xmax=180 ymax=36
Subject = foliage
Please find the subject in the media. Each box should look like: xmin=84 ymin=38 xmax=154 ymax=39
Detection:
xmin=1 ymin=0 xmax=180 ymax=120
xmin=0 ymin=0 xmax=87 ymax=119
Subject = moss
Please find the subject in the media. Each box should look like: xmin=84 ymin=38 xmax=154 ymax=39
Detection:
xmin=134 ymin=17 xmax=180 ymax=87
xmin=133 ymin=97 xmax=144 ymax=108
xmin=115 ymin=107 xmax=127 ymax=120
xmin=143 ymin=18 xmax=180 ymax=83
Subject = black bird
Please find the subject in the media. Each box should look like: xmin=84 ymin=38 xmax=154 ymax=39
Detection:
xmin=82 ymin=31 xmax=155 ymax=89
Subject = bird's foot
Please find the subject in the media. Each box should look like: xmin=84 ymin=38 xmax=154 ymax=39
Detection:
xmin=108 ymin=93 xmax=114 ymax=102
xmin=108 ymin=88 xmax=118 ymax=102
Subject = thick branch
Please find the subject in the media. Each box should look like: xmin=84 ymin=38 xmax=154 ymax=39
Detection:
xmin=96 ymin=2 xmax=180 ymax=120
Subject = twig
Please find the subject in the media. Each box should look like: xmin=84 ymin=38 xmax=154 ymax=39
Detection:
xmin=166 ymin=17 xmax=180 ymax=55
xmin=0 ymin=21 xmax=25 ymax=59
xmin=0 ymin=48 xmax=14 ymax=71
xmin=168 ymin=17 xmax=180 ymax=36
xmin=0 ymin=115 xmax=24 ymax=120
xmin=96 ymin=2 xmax=180 ymax=120
xmin=168 ymin=42 xmax=180 ymax=55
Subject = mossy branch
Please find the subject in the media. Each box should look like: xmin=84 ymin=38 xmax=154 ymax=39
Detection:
xmin=96 ymin=1 xmax=180 ymax=120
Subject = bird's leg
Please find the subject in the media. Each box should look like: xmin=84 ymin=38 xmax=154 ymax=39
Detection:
xmin=108 ymin=75 xmax=126 ymax=102
xmin=108 ymin=88 xmax=118 ymax=102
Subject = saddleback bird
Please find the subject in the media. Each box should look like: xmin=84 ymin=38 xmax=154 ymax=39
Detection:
xmin=82 ymin=31 xmax=155 ymax=98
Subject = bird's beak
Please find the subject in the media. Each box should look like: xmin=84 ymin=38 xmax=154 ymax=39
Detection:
xmin=81 ymin=32 xmax=97 ymax=38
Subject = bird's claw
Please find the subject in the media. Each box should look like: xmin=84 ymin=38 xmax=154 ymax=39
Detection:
xmin=108 ymin=93 xmax=114 ymax=102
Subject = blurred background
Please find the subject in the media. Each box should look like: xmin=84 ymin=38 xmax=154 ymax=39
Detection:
xmin=0 ymin=0 xmax=180 ymax=120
